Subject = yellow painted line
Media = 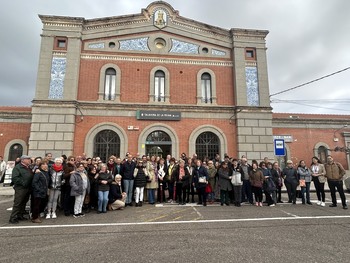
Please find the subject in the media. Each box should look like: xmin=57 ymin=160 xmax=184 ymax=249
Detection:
xmin=173 ymin=216 xmax=184 ymax=221
xmin=146 ymin=214 xmax=168 ymax=222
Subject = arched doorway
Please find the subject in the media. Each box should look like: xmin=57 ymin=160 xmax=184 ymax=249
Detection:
xmin=8 ymin=143 xmax=23 ymax=161
xmin=318 ymin=146 xmax=328 ymax=164
xmin=94 ymin=130 xmax=120 ymax=162
xmin=195 ymin=132 xmax=220 ymax=161
xmin=145 ymin=130 xmax=171 ymax=158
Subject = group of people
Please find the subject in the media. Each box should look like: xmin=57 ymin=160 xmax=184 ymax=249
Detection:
xmin=6 ymin=152 xmax=348 ymax=224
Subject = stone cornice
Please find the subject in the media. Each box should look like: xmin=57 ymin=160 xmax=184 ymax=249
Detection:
xmin=80 ymin=53 xmax=233 ymax=66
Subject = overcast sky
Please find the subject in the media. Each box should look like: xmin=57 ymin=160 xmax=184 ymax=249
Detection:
xmin=1 ymin=0 xmax=349 ymax=114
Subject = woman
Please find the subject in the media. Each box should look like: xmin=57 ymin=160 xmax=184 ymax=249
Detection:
xmin=46 ymin=158 xmax=64 ymax=219
xmin=192 ymin=159 xmax=209 ymax=206
xmin=310 ymin=156 xmax=326 ymax=206
xmin=31 ymin=161 xmax=50 ymax=223
xmin=133 ymin=160 xmax=147 ymax=206
xmin=173 ymin=159 xmax=190 ymax=205
xmin=271 ymin=162 xmax=283 ymax=203
xmin=96 ymin=163 xmax=113 ymax=213
xmin=297 ymin=160 xmax=312 ymax=205
xmin=260 ymin=162 xmax=276 ymax=206
xmin=145 ymin=156 xmax=158 ymax=205
xmin=62 ymin=156 xmax=76 ymax=216
xmin=109 ymin=174 xmax=127 ymax=210
xmin=282 ymin=160 xmax=298 ymax=204
xmin=218 ymin=162 xmax=233 ymax=206
xmin=249 ymin=162 xmax=264 ymax=206
xmin=186 ymin=157 xmax=195 ymax=203
xmin=207 ymin=160 xmax=217 ymax=204
xmin=70 ymin=162 xmax=90 ymax=218
xmin=231 ymin=159 xmax=242 ymax=207
xmin=87 ymin=166 xmax=98 ymax=211
xmin=157 ymin=158 xmax=167 ymax=203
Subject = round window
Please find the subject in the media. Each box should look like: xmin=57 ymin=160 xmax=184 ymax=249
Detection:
xmin=155 ymin=38 xmax=166 ymax=49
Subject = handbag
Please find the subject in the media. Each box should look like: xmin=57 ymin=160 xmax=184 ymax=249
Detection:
xmin=318 ymin=175 xmax=326 ymax=183
xmin=84 ymin=194 xmax=90 ymax=205
xmin=231 ymin=172 xmax=242 ymax=185
xmin=299 ymin=179 xmax=306 ymax=188
xmin=198 ymin=177 xmax=207 ymax=183
xmin=205 ymin=184 xmax=212 ymax=193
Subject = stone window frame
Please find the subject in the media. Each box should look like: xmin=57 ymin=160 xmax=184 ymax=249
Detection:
xmin=188 ymin=125 xmax=226 ymax=158
xmin=245 ymin=47 xmax=256 ymax=61
xmin=138 ymin=123 xmax=179 ymax=157
xmin=196 ymin=68 xmax=217 ymax=105
xmin=314 ymin=142 xmax=330 ymax=164
xmin=54 ymin=37 xmax=68 ymax=51
xmin=98 ymin=63 xmax=121 ymax=102
xmin=4 ymin=139 xmax=28 ymax=162
xmin=149 ymin=66 xmax=170 ymax=103
xmin=84 ymin=123 xmax=128 ymax=158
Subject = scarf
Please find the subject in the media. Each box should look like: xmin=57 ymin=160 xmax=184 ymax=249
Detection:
xmin=52 ymin=163 xmax=63 ymax=172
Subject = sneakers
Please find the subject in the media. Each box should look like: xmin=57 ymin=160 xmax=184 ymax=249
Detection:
xmin=74 ymin=213 xmax=85 ymax=218
xmin=46 ymin=213 xmax=51 ymax=219
xmin=259 ymin=202 xmax=263 ymax=207
xmin=269 ymin=204 xmax=275 ymax=207
xmin=316 ymin=200 xmax=321 ymax=206
xmin=51 ymin=212 xmax=57 ymax=219
xmin=320 ymin=202 xmax=325 ymax=207
xmin=73 ymin=214 xmax=80 ymax=218
xmin=40 ymin=212 xmax=45 ymax=218
xmin=255 ymin=202 xmax=259 ymax=207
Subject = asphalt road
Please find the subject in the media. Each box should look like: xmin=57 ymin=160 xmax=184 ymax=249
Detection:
xmin=0 ymin=193 xmax=349 ymax=263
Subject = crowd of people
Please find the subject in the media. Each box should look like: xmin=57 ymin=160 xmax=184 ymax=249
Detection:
xmin=4 ymin=151 xmax=348 ymax=224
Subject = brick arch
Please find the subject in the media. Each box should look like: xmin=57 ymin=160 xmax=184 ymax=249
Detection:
xmin=188 ymin=125 xmax=227 ymax=158
xmin=138 ymin=123 xmax=179 ymax=157
xmin=4 ymin=139 xmax=28 ymax=161
xmin=84 ymin=122 xmax=128 ymax=158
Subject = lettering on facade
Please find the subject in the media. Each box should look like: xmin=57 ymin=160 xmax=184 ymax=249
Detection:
xmin=136 ymin=110 xmax=181 ymax=121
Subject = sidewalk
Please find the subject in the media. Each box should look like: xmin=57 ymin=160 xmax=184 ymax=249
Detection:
xmin=0 ymin=185 xmax=14 ymax=197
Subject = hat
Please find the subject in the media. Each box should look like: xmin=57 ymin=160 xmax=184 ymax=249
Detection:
xmin=20 ymin=155 xmax=31 ymax=160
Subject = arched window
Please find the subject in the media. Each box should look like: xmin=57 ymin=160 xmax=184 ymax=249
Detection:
xmin=94 ymin=130 xmax=120 ymax=162
xmin=154 ymin=70 xmax=165 ymax=102
xmin=145 ymin=130 xmax=172 ymax=158
xmin=318 ymin=146 xmax=328 ymax=164
xmin=8 ymin=143 xmax=23 ymax=161
xmin=104 ymin=68 xmax=116 ymax=100
xmin=201 ymin=73 xmax=212 ymax=103
xmin=195 ymin=132 xmax=220 ymax=161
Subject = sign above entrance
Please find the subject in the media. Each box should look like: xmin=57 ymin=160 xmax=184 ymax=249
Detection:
xmin=136 ymin=110 xmax=181 ymax=121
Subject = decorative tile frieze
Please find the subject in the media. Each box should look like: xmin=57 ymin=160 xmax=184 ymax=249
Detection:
xmin=119 ymin=37 xmax=150 ymax=51
xmin=88 ymin=43 xmax=105 ymax=49
xmin=212 ymin=49 xmax=226 ymax=56
xmin=48 ymin=57 xmax=66 ymax=99
xmin=170 ymin=39 xmax=199 ymax=54
xmin=245 ymin=66 xmax=260 ymax=106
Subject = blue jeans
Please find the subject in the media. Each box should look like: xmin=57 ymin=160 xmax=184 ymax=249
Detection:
xmin=301 ymin=182 xmax=311 ymax=203
xmin=148 ymin=189 xmax=155 ymax=204
xmin=98 ymin=191 xmax=109 ymax=212
xmin=123 ymin=179 xmax=134 ymax=204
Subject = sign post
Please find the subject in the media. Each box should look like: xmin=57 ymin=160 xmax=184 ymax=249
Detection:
xmin=274 ymin=139 xmax=285 ymax=156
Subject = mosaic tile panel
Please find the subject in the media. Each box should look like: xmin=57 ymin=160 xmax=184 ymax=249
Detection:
xmin=245 ymin=66 xmax=260 ymax=106
xmin=212 ymin=49 xmax=226 ymax=56
xmin=170 ymin=39 xmax=199 ymax=54
xmin=48 ymin=57 xmax=66 ymax=99
xmin=119 ymin=37 xmax=150 ymax=51
xmin=88 ymin=43 xmax=105 ymax=49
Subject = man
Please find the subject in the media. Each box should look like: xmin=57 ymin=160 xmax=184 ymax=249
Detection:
xmin=239 ymin=157 xmax=253 ymax=204
xmin=113 ymin=157 xmax=122 ymax=176
xmin=325 ymin=155 xmax=347 ymax=209
xmin=121 ymin=154 xmax=136 ymax=206
xmin=9 ymin=155 xmax=34 ymax=224
xmin=0 ymin=156 xmax=6 ymax=183
xmin=45 ymin=152 xmax=54 ymax=168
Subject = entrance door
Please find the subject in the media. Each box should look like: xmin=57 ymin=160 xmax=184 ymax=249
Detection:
xmin=145 ymin=130 xmax=172 ymax=158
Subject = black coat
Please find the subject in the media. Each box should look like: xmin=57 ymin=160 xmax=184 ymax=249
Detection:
xmin=134 ymin=167 xmax=147 ymax=188
xmin=32 ymin=170 xmax=50 ymax=198
xmin=108 ymin=183 xmax=123 ymax=204
xmin=173 ymin=166 xmax=190 ymax=189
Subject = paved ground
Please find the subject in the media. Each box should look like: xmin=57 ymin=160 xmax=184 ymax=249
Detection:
xmin=0 ymin=190 xmax=349 ymax=263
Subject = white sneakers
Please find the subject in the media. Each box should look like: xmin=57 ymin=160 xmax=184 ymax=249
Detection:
xmin=46 ymin=213 xmax=51 ymax=219
xmin=321 ymin=202 xmax=325 ymax=207
xmin=316 ymin=201 xmax=321 ymax=206
xmin=51 ymin=212 xmax=57 ymax=219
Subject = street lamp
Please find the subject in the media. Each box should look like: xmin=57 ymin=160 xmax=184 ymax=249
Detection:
xmin=333 ymin=124 xmax=348 ymax=142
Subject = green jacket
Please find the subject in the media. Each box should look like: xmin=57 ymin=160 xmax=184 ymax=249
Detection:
xmin=11 ymin=163 xmax=34 ymax=188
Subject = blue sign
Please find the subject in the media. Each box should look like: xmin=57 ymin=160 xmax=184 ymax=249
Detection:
xmin=274 ymin=139 xmax=285 ymax=156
